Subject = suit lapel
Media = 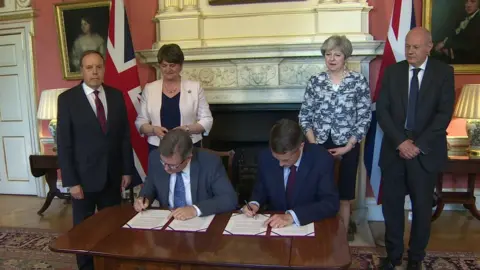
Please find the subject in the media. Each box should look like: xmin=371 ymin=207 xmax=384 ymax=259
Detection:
xmin=271 ymin=163 xmax=287 ymax=209
xmin=189 ymin=155 xmax=199 ymax=204
xmin=399 ymin=62 xmax=410 ymax=119
xmin=417 ymin=61 xmax=434 ymax=105
xmin=292 ymin=150 xmax=311 ymax=206
xmin=104 ymin=87 xmax=114 ymax=134
xmin=75 ymin=83 xmax=105 ymax=135
xmin=159 ymin=168 xmax=170 ymax=207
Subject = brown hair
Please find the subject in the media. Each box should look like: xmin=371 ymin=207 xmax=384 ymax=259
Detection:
xmin=269 ymin=119 xmax=304 ymax=154
xmin=157 ymin=44 xmax=185 ymax=65
xmin=159 ymin=129 xmax=193 ymax=160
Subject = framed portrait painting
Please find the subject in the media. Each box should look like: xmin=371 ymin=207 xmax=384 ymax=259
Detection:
xmin=54 ymin=1 xmax=111 ymax=80
xmin=423 ymin=0 xmax=480 ymax=74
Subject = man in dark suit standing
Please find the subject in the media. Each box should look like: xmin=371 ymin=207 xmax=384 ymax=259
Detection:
xmin=242 ymin=119 xmax=339 ymax=228
xmin=57 ymin=50 xmax=134 ymax=270
xmin=134 ymin=129 xmax=237 ymax=219
xmin=377 ymin=27 xmax=455 ymax=270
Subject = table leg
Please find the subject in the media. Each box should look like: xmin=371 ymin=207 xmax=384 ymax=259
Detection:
xmin=432 ymin=173 xmax=444 ymax=222
xmin=37 ymin=169 xmax=70 ymax=215
xmin=464 ymin=174 xmax=480 ymax=220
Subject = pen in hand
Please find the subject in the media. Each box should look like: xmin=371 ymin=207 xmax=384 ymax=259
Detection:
xmin=244 ymin=200 xmax=257 ymax=219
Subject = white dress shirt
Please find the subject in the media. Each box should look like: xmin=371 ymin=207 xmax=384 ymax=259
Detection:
xmin=407 ymin=57 xmax=428 ymax=96
xmin=82 ymin=83 xmax=108 ymax=119
xmin=168 ymin=161 xmax=202 ymax=216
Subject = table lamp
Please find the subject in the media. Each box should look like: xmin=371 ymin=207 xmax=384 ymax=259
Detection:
xmin=37 ymin=88 xmax=68 ymax=152
xmin=453 ymin=84 xmax=480 ymax=156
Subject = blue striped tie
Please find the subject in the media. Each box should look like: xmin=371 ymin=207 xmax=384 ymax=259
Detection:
xmin=173 ymin=172 xmax=186 ymax=208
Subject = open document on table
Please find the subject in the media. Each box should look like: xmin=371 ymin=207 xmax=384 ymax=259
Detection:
xmin=223 ymin=213 xmax=270 ymax=236
xmin=165 ymin=215 xmax=215 ymax=232
xmin=271 ymin=223 xmax=315 ymax=237
xmin=123 ymin=210 xmax=171 ymax=230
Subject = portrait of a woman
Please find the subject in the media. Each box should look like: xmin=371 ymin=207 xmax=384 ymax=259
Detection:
xmin=70 ymin=17 xmax=106 ymax=72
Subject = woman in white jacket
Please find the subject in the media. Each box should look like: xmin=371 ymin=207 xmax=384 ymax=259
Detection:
xmin=135 ymin=44 xmax=213 ymax=152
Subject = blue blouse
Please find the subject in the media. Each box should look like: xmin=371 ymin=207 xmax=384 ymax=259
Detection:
xmin=298 ymin=71 xmax=372 ymax=145
xmin=160 ymin=93 xmax=181 ymax=130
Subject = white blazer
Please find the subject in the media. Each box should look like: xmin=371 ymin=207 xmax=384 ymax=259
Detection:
xmin=135 ymin=78 xmax=213 ymax=147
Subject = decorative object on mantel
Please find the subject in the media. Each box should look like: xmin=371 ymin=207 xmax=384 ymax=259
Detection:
xmin=209 ymin=0 xmax=305 ymax=5
xmin=37 ymin=88 xmax=68 ymax=152
xmin=453 ymin=84 xmax=480 ymax=156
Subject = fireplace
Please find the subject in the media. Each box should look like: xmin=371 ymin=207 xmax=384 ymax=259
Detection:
xmin=202 ymin=103 xmax=300 ymax=203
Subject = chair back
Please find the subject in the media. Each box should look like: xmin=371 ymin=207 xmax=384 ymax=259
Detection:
xmin=200 ymin=148 xmax=235 ymax=182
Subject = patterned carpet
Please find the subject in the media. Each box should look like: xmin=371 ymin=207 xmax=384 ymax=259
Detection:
xmin=0 ymin=227 xmax=478 ymax=269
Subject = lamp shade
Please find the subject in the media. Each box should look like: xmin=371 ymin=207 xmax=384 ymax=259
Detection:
xmin=37 ymin=88 xmax=68 ymax=120
xmin=454 ymin=84 xmax=480 ymax=119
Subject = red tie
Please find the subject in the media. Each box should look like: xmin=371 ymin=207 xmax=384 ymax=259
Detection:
xmin=286 ymin=165 xmax=296 ymax=208
xmin=93 ymin=90 xmax=107 ymax=133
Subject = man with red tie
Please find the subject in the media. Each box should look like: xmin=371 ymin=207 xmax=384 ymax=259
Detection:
xmin=242 ymin=119 xmax=339 ymax=228
xmin=57 ymin=50 xmax=134 ymax=270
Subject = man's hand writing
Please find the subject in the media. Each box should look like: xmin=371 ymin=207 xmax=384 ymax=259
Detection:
xmin=264 ymin=213 xmax=294 ymax=228
xmin=242 ymin=203 xmax=259 ymax=218
xmin=168 ymin=206 xmax=197 ymax=221
xmin=134 ymin=197 xmax=149 ymax=212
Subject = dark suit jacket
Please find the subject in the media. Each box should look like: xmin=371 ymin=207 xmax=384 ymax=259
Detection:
xmin=140 ymin=148 xmax=238 ymax=216
xmin=57 ymin=83 xmax=134 ymax=192
xmin=376 ymin=58 xmax=455 ymax=173
xmin=250 ymin=143 xmax=339 ymax=225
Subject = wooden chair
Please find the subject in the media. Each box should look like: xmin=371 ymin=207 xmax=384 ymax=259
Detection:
xmin=200 ymin=148 xmax=235 ymax=182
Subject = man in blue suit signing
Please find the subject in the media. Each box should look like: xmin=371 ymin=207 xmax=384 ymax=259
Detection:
xmin=242 ymin=119 xmax=339 ymax=228
xmin=134 ymin=129 xmax=238 ymax=220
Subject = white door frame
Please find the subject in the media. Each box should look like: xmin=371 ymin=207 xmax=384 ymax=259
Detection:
xmin=0 ymin=19 xmax=43 ymax=197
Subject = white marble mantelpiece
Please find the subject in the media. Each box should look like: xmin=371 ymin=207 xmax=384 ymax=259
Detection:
xmin=136 ymin=41 xmax=384 ymax=104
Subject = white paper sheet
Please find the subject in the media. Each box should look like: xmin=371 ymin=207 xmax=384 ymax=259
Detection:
xmin=223 ymin=213 xmax=270 ymax=236
xmin=123 ymin=210 xmax=171 ymax=230
xmin=270 ymin=223 xmax=315 ymax=237
xmin=166 ymin=215 xmax=215 ymax=232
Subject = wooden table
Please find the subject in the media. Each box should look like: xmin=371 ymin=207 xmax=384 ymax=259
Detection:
xmin=50 ymin=205 xmax=351 ymax=269
xmin=29 ymin=155 xmax=70 ymax=215
xmin=432 ymin=155 xmax=480 ymax=221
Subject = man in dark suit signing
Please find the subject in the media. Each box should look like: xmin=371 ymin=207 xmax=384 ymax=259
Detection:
xmin=134 ymin=129 xmax=238 ymax=219
xmin=242 ymin=119 xmax=339 ymax=228
xmin=377 ymin=27 xmax=455 ymax=270
xmin=57 ymin=50 xmax=134 ymax=270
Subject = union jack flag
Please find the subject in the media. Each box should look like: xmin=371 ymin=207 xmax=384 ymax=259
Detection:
xmin=364 ymin=0 xmax=416 ymax=205
xmin=104 ymin=0 xmax=148 ymax=186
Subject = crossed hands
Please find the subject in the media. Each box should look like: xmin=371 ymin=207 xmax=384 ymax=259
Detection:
xmin=241 ymin=203 xmax=294 ymax=228
xmin=398 ymin=139 xmax=420 ymax=159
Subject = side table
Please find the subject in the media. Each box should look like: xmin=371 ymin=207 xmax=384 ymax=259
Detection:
xmin=432 ymin=155 xmax=480 ymax=221
xmin=29 ymin=155 xmax=70 ymax=215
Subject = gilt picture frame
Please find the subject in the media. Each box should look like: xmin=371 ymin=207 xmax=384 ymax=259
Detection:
xmin=423 ymin=0 xmax=480 ymax=74
xmin=209 ymin=0 xmax=304 ymax=5
xmin=54 ymin=1 xmax=111 ymax=80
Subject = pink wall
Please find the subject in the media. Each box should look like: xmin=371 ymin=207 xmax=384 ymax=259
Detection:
xmin=33 ymin=0 xmax=480 ymax=193
xmin=32 ymin=0 xmax=157 ymax=137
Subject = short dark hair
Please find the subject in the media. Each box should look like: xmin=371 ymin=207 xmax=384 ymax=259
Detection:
xmin=269 ymin=119 xmax=304 ymax=154
xmin=79 ymin=50 xmax=104 ymax=67
xmin=159 ymin=129 xmax=193 ymax=160
xmin=157 ymin=44 xmax=185 ymax=65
